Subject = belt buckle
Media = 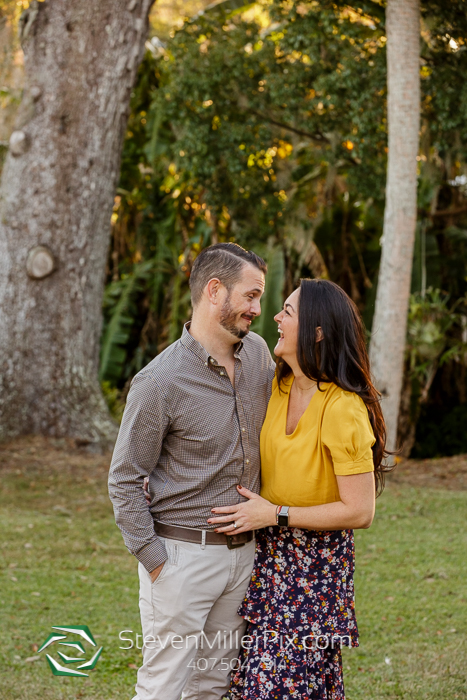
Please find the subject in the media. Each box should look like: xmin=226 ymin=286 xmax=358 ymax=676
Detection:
xmin=226 ymin=535 xmax=245 ymax=550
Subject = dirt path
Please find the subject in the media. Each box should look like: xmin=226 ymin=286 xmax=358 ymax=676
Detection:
xmin=1 ymin=436 xmax=466 ymax=490
xmin=0 ymin=436 xmax=110 ymax=479
xmin=387 ymin=453 xmax=467 ymax=490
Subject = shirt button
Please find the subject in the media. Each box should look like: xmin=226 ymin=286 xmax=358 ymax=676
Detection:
xmin=245 ymin=459 xmax=250 ymax=464
xmin=220 ymin=371 xmax=225 ymax=376
xmin=204 ymin=362 xmax=208 ymax=366
xmin=210 ymin=358 xmax=215 ymax=364
xmin=241 ymin=428 xmax=246 ymax=432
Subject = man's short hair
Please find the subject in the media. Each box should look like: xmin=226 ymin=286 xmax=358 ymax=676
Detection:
xmin=189 ymin=243 xmax=267 ymax=306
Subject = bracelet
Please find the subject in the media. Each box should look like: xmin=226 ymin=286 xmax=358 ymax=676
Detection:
xmin=275 ymin=505 xmax=281 ymax=525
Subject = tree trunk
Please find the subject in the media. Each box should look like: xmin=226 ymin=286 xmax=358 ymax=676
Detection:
xmin=0 ymin=0 xmax=154 ymax=448
xmin=369 ymin=0 xmax=420 ymax=453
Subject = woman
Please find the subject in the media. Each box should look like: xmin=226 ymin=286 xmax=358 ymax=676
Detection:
xmin=209 ymin=279 xmax=389 ymax=700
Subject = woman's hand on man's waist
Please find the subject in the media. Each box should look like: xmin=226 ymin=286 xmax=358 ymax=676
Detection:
xmin=208 ymin=485 xmax=277 ymax=534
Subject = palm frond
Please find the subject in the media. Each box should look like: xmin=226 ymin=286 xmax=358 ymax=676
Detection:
xmin=99 ymin=261 xmax=153 ymax=382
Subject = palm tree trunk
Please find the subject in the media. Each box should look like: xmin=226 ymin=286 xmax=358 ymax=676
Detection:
xmin=369 ymin=0 xmax=421 ymax=453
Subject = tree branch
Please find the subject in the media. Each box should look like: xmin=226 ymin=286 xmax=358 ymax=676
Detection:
xmin=430 ymin=205 xmax=467 ymax=218
xmin=249 ymin=110 xmax=331 ymax=144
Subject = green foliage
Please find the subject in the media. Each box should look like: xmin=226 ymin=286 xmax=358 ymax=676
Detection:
xmin=156 ymin=0 xmax=387 ymax=233
xmin=100 ymin=52 xmax=208 ymax=387
xmin=100 ymin=263 xmax=148 ymax=383
xmin=406 ymin=288 xmax=466 ymax=388
xmin=103 ymin=0 xmax=392 ymax=393
xmin=313 ymin=193 xmax=382 ymax=323
xmin=101 ymin=1 xmax=467 ymax=453
xmin=250 ymin=242 xmax=285 ymax=351
xmin=101 ymin=381 xmax=126 ymax=423
xmin=420 ymin=1 xmax=467 ymax=157
xmin=401 ymin=288 xmax=467 ymax=458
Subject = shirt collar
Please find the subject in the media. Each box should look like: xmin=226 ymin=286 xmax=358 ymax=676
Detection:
xmin=181 ymin=322 xmax=244 ymax=363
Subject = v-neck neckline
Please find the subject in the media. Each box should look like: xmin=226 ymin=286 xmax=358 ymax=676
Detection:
xmin=284 ymin=377 xmax=328 ymax=437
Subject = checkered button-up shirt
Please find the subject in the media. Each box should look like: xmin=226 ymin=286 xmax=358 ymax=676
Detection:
xmin=108 ymin=323 xmax=275 ymax=572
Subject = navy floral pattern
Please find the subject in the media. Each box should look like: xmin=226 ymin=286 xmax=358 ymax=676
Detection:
xmin=228 ymin=624 xmax=345 ymax=700
xmin=227 ymin=526 xmax=358 ymax=699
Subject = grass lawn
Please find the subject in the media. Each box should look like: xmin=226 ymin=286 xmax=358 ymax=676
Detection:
xmin=1 ymin=438 xmax=466 ymax=700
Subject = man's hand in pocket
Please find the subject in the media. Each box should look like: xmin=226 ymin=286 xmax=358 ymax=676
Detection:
xmin=149 ymin=562 xmax=165 ymax=583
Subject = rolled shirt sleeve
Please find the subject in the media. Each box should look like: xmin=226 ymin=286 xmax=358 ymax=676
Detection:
xmin=108 ymin=371 xmax=170 ymax=572
xmin=321 ymin=392 xmax=376 ymax=476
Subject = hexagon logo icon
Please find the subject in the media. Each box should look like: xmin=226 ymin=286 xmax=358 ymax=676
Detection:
xmin=37 ymin=625 xmax=103 ymax=677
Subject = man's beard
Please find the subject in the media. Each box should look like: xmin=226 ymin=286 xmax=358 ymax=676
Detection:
xmin=220 ymin=296 xmax=250 ymax=339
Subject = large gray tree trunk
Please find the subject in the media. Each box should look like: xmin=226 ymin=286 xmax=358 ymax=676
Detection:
xmin=369 ymin=0 xmax=420 ymax=453
xmin=0 ymin=0 xmax=154 ymax=448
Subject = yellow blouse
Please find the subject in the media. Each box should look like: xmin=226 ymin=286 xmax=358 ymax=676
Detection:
xmin=260 ymin=375 xmax=376 ymax=507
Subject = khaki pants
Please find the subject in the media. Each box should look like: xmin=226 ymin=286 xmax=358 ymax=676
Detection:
xmin=132 ymin=535 xmax=256 ymax=700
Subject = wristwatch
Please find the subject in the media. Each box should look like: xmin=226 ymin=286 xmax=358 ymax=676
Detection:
xmin=277 ymin=505 xmax=290 ymax=527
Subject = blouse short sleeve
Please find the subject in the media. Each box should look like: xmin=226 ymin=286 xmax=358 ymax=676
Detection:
xmin=321 ymin=392 xmax=375 ymax=476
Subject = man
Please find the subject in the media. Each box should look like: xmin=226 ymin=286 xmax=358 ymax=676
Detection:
xmin=108 ymin=243 xmax=276 ymax=700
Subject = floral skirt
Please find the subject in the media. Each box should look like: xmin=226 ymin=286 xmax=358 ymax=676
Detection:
xmin=228 ymin=526 xmax=358 ymax=700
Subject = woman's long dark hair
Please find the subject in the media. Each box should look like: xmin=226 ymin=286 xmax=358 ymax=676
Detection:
xmin=277 ymin=278 xmax=393 ymax=496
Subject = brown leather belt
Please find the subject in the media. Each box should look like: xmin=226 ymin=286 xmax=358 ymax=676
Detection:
xmin=154 ymin=521 xmax=254 ymax=550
